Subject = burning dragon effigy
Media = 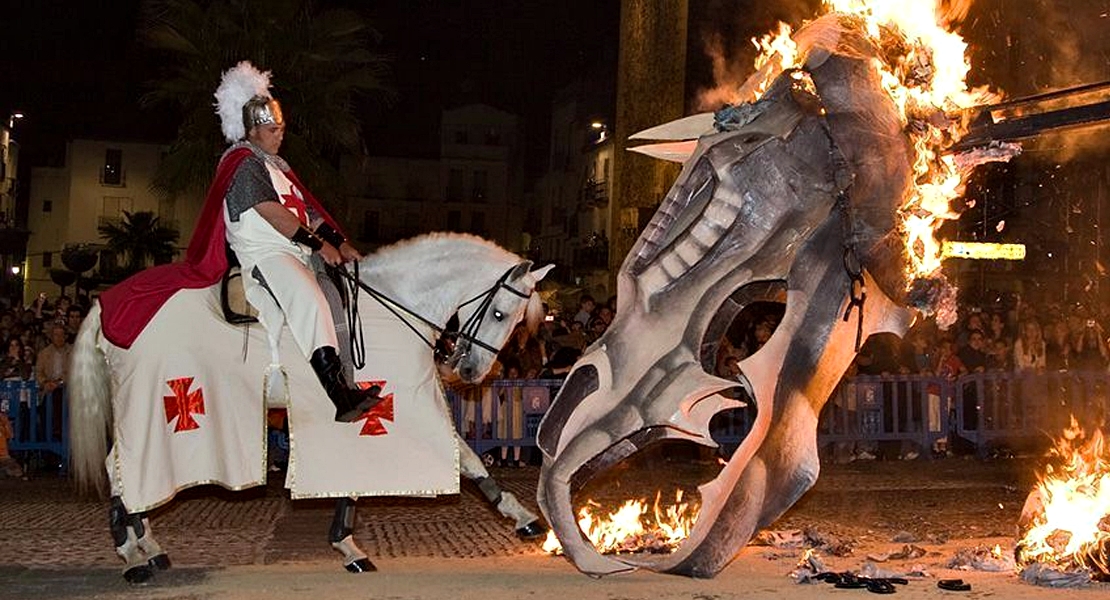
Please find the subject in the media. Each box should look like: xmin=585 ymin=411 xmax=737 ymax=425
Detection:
xmin=535 ymin=0 xmax=1017 ymax=578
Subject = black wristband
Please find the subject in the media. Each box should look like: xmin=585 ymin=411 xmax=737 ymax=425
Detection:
xmin=291 ymin=225 xmax=324 ymax=251
xmin=315 ymin=222 xmax=346 ymax=248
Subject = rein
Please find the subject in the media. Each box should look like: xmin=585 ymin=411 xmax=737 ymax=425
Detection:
xmin=329 ymin=262 xmax=532 ymax=366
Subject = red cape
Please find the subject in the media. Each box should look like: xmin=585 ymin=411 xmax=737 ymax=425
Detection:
xmin=99 ymin=147 xmax=342 ymax=349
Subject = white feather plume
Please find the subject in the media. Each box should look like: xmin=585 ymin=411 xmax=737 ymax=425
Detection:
xmin=214 ymin=61 xmax=272 ymax=143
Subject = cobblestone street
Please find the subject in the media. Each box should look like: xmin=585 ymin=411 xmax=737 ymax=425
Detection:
xmin=0 ymin=459 xmax=1106 ymax=599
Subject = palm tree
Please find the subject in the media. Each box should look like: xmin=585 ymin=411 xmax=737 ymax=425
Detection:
xmin=98 ymin=211 xmax=181 ymax=277
xmin=139 ymin=0 xmax=394 ymax=204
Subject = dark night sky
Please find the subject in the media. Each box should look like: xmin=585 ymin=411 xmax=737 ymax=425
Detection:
xmin=0 ymin=0 xmax=620 ymax=168
xmin=4 ymin=1 xmax=1109 ymax=171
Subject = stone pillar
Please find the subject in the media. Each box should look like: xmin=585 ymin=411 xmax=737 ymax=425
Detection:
xmin=609 ymin=0 xmax=689 ymax=290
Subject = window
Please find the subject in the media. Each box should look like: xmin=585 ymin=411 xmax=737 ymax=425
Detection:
xmin=43 ymin=200 xmax=52 ymax=213
xmin=102 ymin=148 xmax=124 ymax=186
xmin=454 ymin=129 xmax=469 ymax=144
xmin=100 ymin=196 xmax=133 ymax=228
xmin=360 ymin=210 xmax=380 ymax=243
xmin=43 ymin=252 xmax=52 ymax=268
xmin=447 ymin=169 xmax=464 ymax=202
xmin=484 ymin=128 xmax=501 ymax=145
xmin=447 ymin=210 xmax=462 ymax=231
xmin=472 ymin=170 xmax=488 ymax=202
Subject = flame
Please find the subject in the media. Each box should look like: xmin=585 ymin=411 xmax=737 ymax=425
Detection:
xmin=543 ymin=490 xmax=700 ymax=555
xmin=1016 ymin=417 xmax=1110 ymax=577
xmin=740 ymin=0 xmax=1000 ymax=280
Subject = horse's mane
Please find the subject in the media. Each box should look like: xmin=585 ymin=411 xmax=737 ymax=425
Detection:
xmin=364 ymin=232 xmax=517 ymax=266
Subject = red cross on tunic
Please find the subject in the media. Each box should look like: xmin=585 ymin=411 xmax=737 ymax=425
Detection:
xmin=355 ymin=380 xmax=394 ymax=436
xmin=280 ymin=190 xmax=309 ymax=225
xmin=164 ymin=377 xmax=205 ymax=432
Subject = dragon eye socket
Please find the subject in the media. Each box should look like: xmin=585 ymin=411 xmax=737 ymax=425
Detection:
xmin=493 ymin=310 xmax=505 ymax=321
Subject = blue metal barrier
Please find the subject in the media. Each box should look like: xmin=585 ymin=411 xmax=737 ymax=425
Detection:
xmin=448 ymin=379 xmax=563 ymax=456
xmin=449 ymin=371 xmax=1110 ymax=459
xmin=1 ymin=380 xmax=69 ymax=469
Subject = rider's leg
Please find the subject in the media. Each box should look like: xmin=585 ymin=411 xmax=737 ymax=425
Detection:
xmin=250 ymin=255 xmax=381 ymax=422
xmin=311 ymin=254 xmax=355 ymax=383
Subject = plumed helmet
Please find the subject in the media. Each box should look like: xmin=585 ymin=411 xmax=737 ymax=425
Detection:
xmin=214 ymin=61 xmax=282 ymax=143
xmin=242 ymin=95 xmax=284 ymax=133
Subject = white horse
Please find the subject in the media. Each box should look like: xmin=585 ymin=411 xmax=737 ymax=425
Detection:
xmin=69 ymin=233 xmax=553 ymax=582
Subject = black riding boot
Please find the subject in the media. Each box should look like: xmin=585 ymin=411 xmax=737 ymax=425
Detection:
xmin=309 ymin=347 xmax=382 ymax=422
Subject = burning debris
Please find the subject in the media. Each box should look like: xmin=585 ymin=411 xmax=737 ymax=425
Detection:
xmin=1016 ymin=417 xmax=1110 ymax=584
xmin=753 ymin=528 xmax=855 ymax=557
xmin=946 ymin=544 xmax=1014 ymax=572
xmin=541 ymin=490 xmax=699 ymax=556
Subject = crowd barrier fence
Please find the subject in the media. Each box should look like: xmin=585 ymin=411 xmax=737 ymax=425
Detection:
xmin=447 ymin=370 xmax=1110 ymax=459
xmin=2 ymin=380 xmax=69 ymax=471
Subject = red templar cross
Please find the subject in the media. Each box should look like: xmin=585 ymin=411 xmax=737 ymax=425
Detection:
xmin=355 ymin=380 xmax=394 ymax=436
xmin=280 ymin=191 xmax=308 ymax=225
xmin=164 ymin=377 xmax=205 ymax=432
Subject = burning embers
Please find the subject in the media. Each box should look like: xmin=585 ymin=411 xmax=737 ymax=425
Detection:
xmin=542 ymin=491 xmax=701 ymax=556
xmin=1017 ymin=418 xmax=1110 ymax=581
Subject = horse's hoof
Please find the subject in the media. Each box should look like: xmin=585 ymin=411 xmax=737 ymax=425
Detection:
xmin=123 ymin=564 xmax=154 ymax=584
xmin=516 ymin=520 xmax=548 ymax=540
xmin=345 ymin=558 xmax=378 ymax=573
xmin=148 ymin=553 xmax=172 ymax=570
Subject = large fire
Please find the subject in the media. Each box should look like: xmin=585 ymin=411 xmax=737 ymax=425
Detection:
xmin=542 ymin=491 xmax=699 ymax=555
xmin=1016 ymin=418 xmax=1110 ymax=579
xmin=742 ymin=0 xmax=1003 ymax=281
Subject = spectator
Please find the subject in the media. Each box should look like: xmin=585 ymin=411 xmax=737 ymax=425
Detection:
xmin=1012 ymin=319 xmax=1046 ymax=373
xmin=958 ymin=330 xmax=989 ymax=374
xmin=556 ymin=320 xmax=590 ymax=352
xmin=0 ymin=410 xmax=23 ymax=478
xmin=495 ymin=363 xmax=525 ymax=468
xmin=586 ymin=317 xmax=608 ymax=344
xmin=573 ymin=295 xmax=596 ymax=327
xmin=1044 ymin=318 xmax=1071 ymax=371
xmin=500 ymin=327 xmax=546 ymax=379
xmin=539 ymin=346 xmax=581 ymax=382
xmin=35 ymin=323 xmax=71 ymax=442
xmin=0 ymin=338 xmax=32 ymax=381
xmin=986 ymin=312 xmax=1010 ymax=346
xmin=65 ymin=306 xmax=85 ymax=344
xmin=1071 ymin=319 xmax=1108 ymax=371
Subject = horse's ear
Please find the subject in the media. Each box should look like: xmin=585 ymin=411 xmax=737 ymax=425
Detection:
xmin=530 ymin=263 xmax=555 ymax=282
xmin=509 ymin=260 xmax=534 ymax=280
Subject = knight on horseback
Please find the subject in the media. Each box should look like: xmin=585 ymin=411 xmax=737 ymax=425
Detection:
xmin=211 ymin=63 xmax=380 ymax=422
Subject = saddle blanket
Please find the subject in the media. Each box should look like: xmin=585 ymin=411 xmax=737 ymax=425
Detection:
xmin=101 ymin=285 xmax=459 ymax=512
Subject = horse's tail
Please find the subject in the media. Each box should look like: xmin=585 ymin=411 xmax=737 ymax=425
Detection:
xmin=69 ymin=301 xmax=112 ymax=496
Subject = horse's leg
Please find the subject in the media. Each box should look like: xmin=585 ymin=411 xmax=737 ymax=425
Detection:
xmin=109 ymin=496 xmax=161 ymax=583
xmin=329 ymin=497 xmax=376 ymax=573
xmin=457 ymin=433 xmax=547 ymax=539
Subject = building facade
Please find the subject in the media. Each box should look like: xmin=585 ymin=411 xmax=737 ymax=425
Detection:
xmin=24 ymin=139 xmax=189 ymax=302
xmin=340 ymin=104 xmax=526 ymax=252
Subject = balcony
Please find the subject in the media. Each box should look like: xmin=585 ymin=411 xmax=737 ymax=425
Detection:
xmin=579 ymin=179 xmax=608 ymax=209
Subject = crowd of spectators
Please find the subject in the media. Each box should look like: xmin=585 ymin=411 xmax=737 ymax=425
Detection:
xmin=0 ymin=292 xmax=87 ymax=478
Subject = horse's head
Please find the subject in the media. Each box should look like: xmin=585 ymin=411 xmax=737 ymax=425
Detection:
xmin=449 ymin=260 xmax=554 ymax=383
xmin=537 ymin=16 xmax=926 ymax=577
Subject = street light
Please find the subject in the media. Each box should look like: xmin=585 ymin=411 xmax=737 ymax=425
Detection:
xmin=8 ymin=112 xmax=23 ymax=129
xmin=590 ymin=120 xmax=608 ymax=143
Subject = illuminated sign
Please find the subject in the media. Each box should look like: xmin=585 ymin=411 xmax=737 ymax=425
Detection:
xmin=941 ymin=241 xmax=1026 ymax=260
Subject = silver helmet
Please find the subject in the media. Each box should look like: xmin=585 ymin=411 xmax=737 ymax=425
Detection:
xmin=242 ymin=95 xmax=284 ymax=134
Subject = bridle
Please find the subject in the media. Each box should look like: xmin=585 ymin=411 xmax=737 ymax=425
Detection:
xmin=331 ymin=262 xmax=533 ymax=369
